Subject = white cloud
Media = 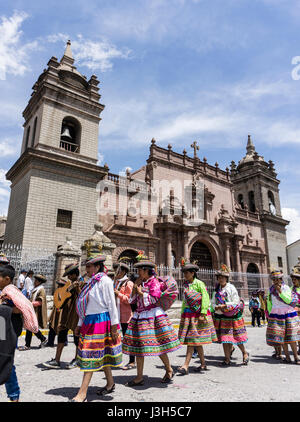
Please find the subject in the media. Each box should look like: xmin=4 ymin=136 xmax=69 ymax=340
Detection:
xmin=119 ymin=166 xmax=133 ymax=176
xmin=282 ymin=207 xmax=300 ymax=244
xmin=0 ymin=138 xmax=19 ymax=157
xmin=0 ymin=169 xmax=10 ymax=216
xmin=98 ymin=76 xmax=300 ymax=155
xmin=97 ymin=152 xmax=105 ymax=166
xmin=47 ymin=33 xmax=131 ymax=72
xmin=0 ymin=11 xmax=38 ymax=80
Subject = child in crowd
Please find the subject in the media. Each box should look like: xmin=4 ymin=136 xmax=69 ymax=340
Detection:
xmin=0 ymin=265 xmax=38 ymax=401
xmin=249 ymin=291 xmax=261 ymax=327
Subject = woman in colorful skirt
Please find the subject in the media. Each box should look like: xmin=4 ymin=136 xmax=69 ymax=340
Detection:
xmin=177 ymin=263 xmax=217 ymax=374
xmin=122 ymin=260 xmax=181 ymax=386
xmin=211 ymin=265 xmax=249 ymax=366
xmin=70 ymin=255 xmax=122 ymax=402
xmin=266 ymin=269 xmax=300 ymax=364
xmin=290 ymin=265 xmax=300 ymax=355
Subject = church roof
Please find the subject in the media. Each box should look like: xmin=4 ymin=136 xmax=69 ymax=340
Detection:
xmin=237 ymin=135 xmax=264 ymax=166
xmin=57 ymin=40 xmax=86 ymax=79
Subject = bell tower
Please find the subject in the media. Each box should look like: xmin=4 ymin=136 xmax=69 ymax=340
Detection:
xmin=4 ymin=41 xmax=108 ymax=250
xmin=230 ymin=135 xmax=289 ymax=274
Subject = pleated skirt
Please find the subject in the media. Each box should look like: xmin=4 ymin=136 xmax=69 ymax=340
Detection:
xmin=213 ymin=310 xmax=248 ymax=345
xmin=266 ymin=308 xmax=300 ymax=346
xmin=122 ymin=307 xmax=181 ymax=356
xmin=77 ymin=312 xmax=122 ymax=371
xmin=178 ymin=309 xmax=218 ymax=346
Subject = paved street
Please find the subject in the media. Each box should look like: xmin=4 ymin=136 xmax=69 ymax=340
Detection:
xmin=1 ymin=325 xmax=299 ymax=403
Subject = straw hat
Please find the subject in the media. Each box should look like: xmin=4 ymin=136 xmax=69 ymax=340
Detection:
xmin=215 ymin=264 xmax=231 ymax=278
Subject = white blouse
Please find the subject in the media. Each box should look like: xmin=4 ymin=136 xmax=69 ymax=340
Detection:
xmin=77 ymin=274 xmax=119 ymax=327
xmin=211 ymin=282 xmax=240 ymax=315
xmin=270 ymin=284 xmax=295 ymax=312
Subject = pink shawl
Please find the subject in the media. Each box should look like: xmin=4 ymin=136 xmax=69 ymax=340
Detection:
xmin=1 ymin=284 xmax=39 ymax=333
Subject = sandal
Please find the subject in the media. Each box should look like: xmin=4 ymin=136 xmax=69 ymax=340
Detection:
xmin=125 ymin=379 xmax=145 ymax=387
xmin=243 ymin=353 xmax=250 ymax=365
xmin=281 ymin=358 xmax=292 ymax=364
xmin=97 ymin=384 xmax=115 ymax=396
xmin=194 ymin=365 xmax=208 ymax=372
xmin=161 ymin=371 xmax=174 ymax=384
xmin=122 ymin=363 xmax=136 ymax=370
xmin=177 ymin=367 xmax=189 ymax=375
xmin=219 ymin=360 xmax=231 ymax=367
xmin=294 ymin=359 xmax=300 ymax=365
xmin=18 ymin=346 xmax=30 ymax=351
xmin=230 ymin=347 xmax=235 ymax=358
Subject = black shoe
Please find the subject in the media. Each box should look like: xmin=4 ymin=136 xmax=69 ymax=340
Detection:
xmin=177 ymin=367 xmax=189 ymax=375
xmin=219 ymin=360 xmax=231 ymax=367
xmin=39 ymin=339 xmax=48 ymax=349
xmin=125 ymin=379 xmax=145 ymax=387
xmin=97 ymin=384 xmax=115 ymax=396
xmin=161 ymin=371 xmax=174 ymax=383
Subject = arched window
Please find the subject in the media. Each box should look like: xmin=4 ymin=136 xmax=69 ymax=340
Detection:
xmin=268 ymin=191 xmax=276 ymax=215
xmin=190 ymin=241 xmax=212 ymax=269
xmin=248 ymin=191 xmax=256 ymax=212
xmin=238 ymin=194 xmax=244 ymax=209
xmin=25 ymin=126 xmax=31 ymax=150
xmin=60 ymin=116 xmax=81 ymax=153
xmin=31 ymin=117 xmax=37 ymax=147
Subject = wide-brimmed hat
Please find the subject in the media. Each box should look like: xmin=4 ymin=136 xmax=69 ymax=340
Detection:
xmin=86 ymin=255 xmax=106 ymax=265
xmin=63 ymin=263 xmax=79 ymax=277
xmin=56 ymin=279 xmax=67 ymax=287
xmin=270 ymin=269 xmax=283 ymax=280
xmin=181 ymin=263 xmax=199 ymax=273
xmin=133 ymin=260 xmax=156 ymax=269
xmin=215 ymin=264 xmax=231 ymax=278
xmin=34 ymin=274 xmax=47 ymax=283
xmin=290 ymin=266 xmax=300 ymax=279
xmin=113 ymin=262 xmax=130 ymax=272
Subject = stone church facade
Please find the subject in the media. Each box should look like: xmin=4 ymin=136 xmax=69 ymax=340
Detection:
xmin=4 ymin=42 xmax=289 ymax=274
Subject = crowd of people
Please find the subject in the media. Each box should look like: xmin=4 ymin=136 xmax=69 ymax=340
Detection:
xmin=0 ymin=251 xmax=299 ymax=402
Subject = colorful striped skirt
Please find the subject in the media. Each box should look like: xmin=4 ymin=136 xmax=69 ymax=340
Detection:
xmin=77 ymin=312 xmax=122 ymax=372
xmin=178 ymin=309 xmax=218 ymax=346
xmin=213 ymin=310 xmax=248 ymax=345
xmin=266 ymin=308 xmax=300 ymax=346
xmin=122 ymin=307 xmax=181 ymax=357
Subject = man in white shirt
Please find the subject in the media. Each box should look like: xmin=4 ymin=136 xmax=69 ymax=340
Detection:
xmin=16 ymin=269 xmax=27 ymax=291
xmin=24 ymin=270 xmax=34 ymax=298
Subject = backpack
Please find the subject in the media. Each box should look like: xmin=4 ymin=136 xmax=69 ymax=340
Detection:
xmin=184 ymin=289 xmax=202 ymax=313
xmin=0 ymin=305 xmax=17 ymax=385
xmin=156 ymin=276 xmax=179 ymax=311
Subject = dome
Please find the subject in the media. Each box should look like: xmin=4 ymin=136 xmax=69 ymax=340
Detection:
xmin=238 ymin=135 xmax=264 ymax=166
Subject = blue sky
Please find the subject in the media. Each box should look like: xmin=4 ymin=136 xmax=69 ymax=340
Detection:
xmin=0 ymin=0 xmax=300 ymax=243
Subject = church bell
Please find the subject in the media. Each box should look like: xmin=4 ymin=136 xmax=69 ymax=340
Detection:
xmin=61 ymin=127 xmax=72 ymax=141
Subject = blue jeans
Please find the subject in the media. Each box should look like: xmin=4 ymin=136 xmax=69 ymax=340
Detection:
xmin=5 ymin=365 xmax=20 ymax=401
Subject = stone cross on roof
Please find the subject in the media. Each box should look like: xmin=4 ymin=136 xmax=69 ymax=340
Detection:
xmin=191 ymin=141 xmax=199 ymax=159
